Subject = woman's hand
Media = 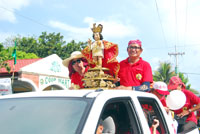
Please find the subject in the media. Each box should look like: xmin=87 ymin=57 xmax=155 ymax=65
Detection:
xmin=151 ymin=119 xmax=159 ymax=134
xmin=152 ymin=119 xmax=159 ymax=128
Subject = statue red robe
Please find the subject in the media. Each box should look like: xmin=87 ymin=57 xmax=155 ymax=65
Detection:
xmin=81 ymin=40 xmax=119 ymax=78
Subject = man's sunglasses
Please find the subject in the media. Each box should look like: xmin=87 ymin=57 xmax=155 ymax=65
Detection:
xmin=72 ymin=59 xmax=82 ymax=65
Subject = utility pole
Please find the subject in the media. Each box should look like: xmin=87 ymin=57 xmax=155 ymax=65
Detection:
xmin=168 ymin=45 xmax=185 ymax=76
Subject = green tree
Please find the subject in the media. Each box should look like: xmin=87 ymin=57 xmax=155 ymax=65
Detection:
xmin=178 ymin=72 xmax=191 ymax=89
xmin=0 ymin=43 xmax=3 ymax=51
xmin=0 ymin=43 xmax=11 ymax=72
xmin=189 ymin=88 xmax=199 ymax=95
xmin=178 ymin=72 xmax=199 ymax=94
xmin=60 ymin=40 xmax=87 ymax=59
xmin=0 ymin=47 xmax=38 ymax=73
xmin=153 ymin=62 xmax=175 ymax=83
xmin=0 ymin=57 xmax=10 ymax=73
xmin=0 ymin=45 xmax=38 ymax=61
xmin=17 ymin=36 xmax=39 ymax=55
xmin=37 ymin=32 xmax=66 ymax=57
xmin=15 ymin=32 xmax=87 ymax=59
xmin=153 ymin=62 xmax=199 ymax=94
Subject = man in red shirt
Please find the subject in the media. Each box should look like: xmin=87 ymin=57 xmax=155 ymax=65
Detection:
xmin=116 ymin=39 xmax=153 ymax=91
xmin=168 ymin=76 xmax=200 ymax=133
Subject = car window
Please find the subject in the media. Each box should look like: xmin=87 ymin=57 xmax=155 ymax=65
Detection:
xmin=138 ymin=97 xmax=170 ymax=134
xmin=0 ymin=97 xmax=92 ymax=134
xmin=96 ymin=97 xmax=142 ymax=134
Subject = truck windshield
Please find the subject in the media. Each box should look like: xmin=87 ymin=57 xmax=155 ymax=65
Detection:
xmin=0 ymin=97 xmax=92 ymax=134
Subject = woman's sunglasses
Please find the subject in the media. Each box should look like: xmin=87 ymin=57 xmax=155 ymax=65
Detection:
xmin=72 ymin=59 xmax=82 ymax=65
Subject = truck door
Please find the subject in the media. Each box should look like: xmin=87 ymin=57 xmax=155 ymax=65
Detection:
xmin=96 ymin=97 xmax=143 ymax=134
xmin=138 ymin=97 xmax=170 ymax=134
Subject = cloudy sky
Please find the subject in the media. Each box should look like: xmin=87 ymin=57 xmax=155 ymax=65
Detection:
xmin=0 ymin=0 xmax=200 ymax=91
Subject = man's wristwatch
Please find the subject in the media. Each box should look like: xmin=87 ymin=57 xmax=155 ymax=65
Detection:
xmin=188 ymin=109 xmax=192 ymax=113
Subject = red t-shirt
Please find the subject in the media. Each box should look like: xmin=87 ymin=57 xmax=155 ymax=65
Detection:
xmin=71 ymin=67 xmax=89 ymax=89
xmin=174 ymin=89 xmax=200 ymax=124
xmin=150 ymin=127 xmax=160 ymax=134
xmin=118 ymin=57 xmax=153 ymax=86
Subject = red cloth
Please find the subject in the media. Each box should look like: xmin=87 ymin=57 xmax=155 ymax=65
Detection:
xmin=118 ymin=57 xmax=153 ymax=86
xmin=160 ymin=97 xmax=167 ymax=107
xmin=150 ymin=127 xmax=160 ymax=134
xmin=142 ymin=104 xmax=153 ymax=111
xmin=128 ymin=39 xmax=142 ymax=47
xmin=71 ymin=67 xmax=89 ymax=89
xmin=81 ymin=40 xmax=119 ymax=78
xmin=174 ymin=89 xmax=200 ymax=124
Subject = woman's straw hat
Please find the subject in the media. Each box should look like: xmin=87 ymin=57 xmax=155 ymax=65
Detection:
xmin=62 ymin=51 xmax=83 ymax=67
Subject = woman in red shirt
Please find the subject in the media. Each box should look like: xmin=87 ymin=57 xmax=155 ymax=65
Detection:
xmin=63 ymin=51 xmax=89 ymax=89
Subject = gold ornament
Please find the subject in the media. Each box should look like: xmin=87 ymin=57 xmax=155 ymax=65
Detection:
xmin=136 ymin=73 xmax=142 ymax=80
xmin=182 ymin=107 xmax=187 ymax=111
xmin=91 ymin=23 xmax=103 ymax=33
xmin=82 ymin=67 xmax=116 ymax=89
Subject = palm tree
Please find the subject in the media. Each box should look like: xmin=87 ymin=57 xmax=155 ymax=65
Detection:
xmin=178 ymin=72 xmax=199 ymax=94
xmin=178 ymin=72 xmax=191 ymax=89
xmin=153 ymin=62 xmax=199 ymax=94
xmin=153 ymin=62 xmax=175 ymax=83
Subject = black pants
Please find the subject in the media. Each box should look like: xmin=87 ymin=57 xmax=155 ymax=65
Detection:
xmin=178 ymin=121 xmax=197 ymax=133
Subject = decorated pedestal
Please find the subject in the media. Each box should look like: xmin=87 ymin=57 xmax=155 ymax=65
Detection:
xmin=82 ymin=67 xmax=116 ymax=89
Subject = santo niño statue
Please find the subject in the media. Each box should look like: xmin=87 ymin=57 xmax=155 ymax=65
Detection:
xmin=82 ymin=23 xmax=119 ymax=79
xmin=88 ymin=23 xmax=104 ymax=68
xmin=81 ymin=23 xmax=119 ymax=89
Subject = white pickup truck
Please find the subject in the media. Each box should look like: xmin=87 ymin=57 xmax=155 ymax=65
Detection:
xmin=0 ymin=89 xmax=198 ymax=134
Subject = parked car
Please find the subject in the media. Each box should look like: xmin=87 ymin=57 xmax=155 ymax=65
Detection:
xmin=0 ymin=89 xmax=199 ymax=134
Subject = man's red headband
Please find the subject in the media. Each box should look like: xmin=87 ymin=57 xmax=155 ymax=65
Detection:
xmin=128 ymin=40 xmax=142 ymax=47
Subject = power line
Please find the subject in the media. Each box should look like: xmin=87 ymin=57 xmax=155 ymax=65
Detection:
xmin=146 ymin=44 xmax=200 ymax=50
xmin=181 ymin=72 xmax=200 ymax=75
xmin=174 ymin=0 xmax=179 ymax=47
xmin=169 ymin=0 xmax=186 ymax=77
xmin=183 ymin=0 xmax=188 ymax=51
xmin=154 ymin=0 xmax=168 ymax=48
xmin=0 ymin=6 xmax=54 ymax=31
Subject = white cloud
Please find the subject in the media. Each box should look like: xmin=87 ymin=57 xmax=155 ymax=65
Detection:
xmin=48 ymin=20 xmax=90 ymax=41
xmin=84 ymin=17 xmax=138 ymax=39
xmin=0 ymin=0 xmax=30 ymax=23
xmin=48 ymin=17 xmax=138 ymax=41
xmin=83 ymin=17 xmax=95 ymax=24
xmin=99 ymin=21 xmax=137 ymax=39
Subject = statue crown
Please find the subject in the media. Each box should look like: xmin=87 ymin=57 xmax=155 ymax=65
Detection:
xmin=91 ymin=23 xmax=103 ymax=33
